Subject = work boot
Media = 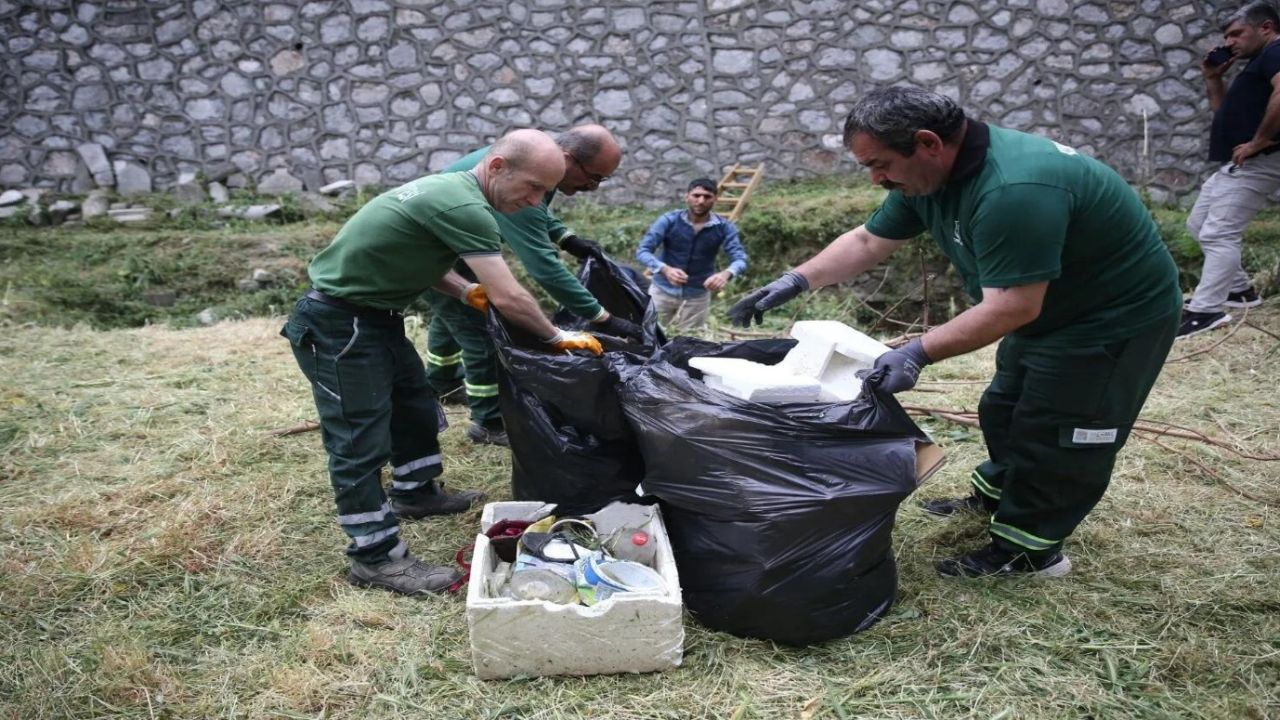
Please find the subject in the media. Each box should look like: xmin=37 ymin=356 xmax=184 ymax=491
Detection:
xmin=390 ymin=481 xmax=485 ymax=519
xmin=920 ymin=493 xmax=987 ymax=518
xmin=467 ymin=422 xmax=509 ymax=447
xmin=936 ymin=543 xmax=1071 ymax=579
xmin=348 ymin=556 xmax=461 ymax=595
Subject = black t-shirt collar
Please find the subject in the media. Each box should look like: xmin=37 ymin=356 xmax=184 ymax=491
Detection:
xmin=949 ymin=119 xmax=990 ymax=184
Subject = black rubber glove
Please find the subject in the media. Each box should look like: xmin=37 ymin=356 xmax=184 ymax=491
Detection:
xmin=860 ymin=338 xmax=931 ymax=393
xmin=559 ymin=234 xmax=604 ymax=260
xmin=726 ymin=271 xmax=809 ymax=327
xmin=594 ymin=312 xmax=644 ymax=341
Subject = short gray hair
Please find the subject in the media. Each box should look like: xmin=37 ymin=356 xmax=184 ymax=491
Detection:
xmin=1224 ymin=1 xmax=1280 ymax=31
xmin=842 ymin=86 xmax=966 ymax=156
xmin=555 ymin=128 xmax=604 ymax=162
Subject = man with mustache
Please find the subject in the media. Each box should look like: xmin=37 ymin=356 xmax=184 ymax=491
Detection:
xmin=728 ymin=87 xmax=1181 ymax=579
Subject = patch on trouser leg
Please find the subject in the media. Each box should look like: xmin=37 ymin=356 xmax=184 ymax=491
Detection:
xmin=1068 ymin=427 xmax=1118 ymax=445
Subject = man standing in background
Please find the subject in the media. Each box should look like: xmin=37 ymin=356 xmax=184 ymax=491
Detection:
xmin=637 ymin=178 xmax=749 ymax=332
xmin=1180 ymin=1 xmax=1278 ymax=338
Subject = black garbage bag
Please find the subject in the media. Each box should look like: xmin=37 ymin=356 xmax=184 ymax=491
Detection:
xmin=614 ymin=337 xmax=932 ymax=646
xmin=488 ymin=254 xmax=661 ymax=516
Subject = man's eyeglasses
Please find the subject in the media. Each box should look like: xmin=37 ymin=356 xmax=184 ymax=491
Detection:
xmin=568 ymin=154 xmax=610 ymax=185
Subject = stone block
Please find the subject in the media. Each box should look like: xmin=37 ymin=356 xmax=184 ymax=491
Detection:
xmin=113 ymin=160 xmax=152 ymax=195
xmin=82 ymin=190 xmax=110 ymax=218
xmin=318 ymin=179 xmax=354 ymax=196
xmin=76 ymin=142 xmax=114 ymax=187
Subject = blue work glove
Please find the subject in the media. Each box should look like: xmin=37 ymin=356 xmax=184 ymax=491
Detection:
xmin=861 ymin=338 xmax=932 ymax=393
xmin=727 ymin=271 xmax=809 ymax=327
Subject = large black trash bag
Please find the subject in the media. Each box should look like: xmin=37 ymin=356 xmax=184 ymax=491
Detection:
xmin=613 ymin=338 xmax=931 ymax=646
xmin=488 ymin=254 xmax=660 ymax=516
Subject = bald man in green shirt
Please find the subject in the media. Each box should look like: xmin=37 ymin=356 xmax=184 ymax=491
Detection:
xmin=729 ymin=87 xmax=1181 ymax=579
xmin=424 ymin=124 xmax=642 ymax=446
xmin=283 ymin=130 xmax=603 ymax=596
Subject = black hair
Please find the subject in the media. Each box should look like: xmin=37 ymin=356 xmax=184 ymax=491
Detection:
xmin=842 ymin=86 xmax=966 ymax=156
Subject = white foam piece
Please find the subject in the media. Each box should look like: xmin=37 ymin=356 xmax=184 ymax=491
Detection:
xmin=688 ymin=356 xmax=823 ymax=403
xmin=773 ymin=321 xmax=893 ymax=402
xmin=689 ymin=321 xmax=892 ymax=403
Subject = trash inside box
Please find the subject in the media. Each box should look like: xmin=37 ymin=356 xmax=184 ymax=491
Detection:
xmin=466 ymin=501 xmax=684 ymax=679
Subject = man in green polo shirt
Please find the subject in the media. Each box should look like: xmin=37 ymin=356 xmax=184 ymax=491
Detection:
xmin=282 ymin=129 xmax=604 ymax=596
xmin=424 ymin=124 xmax=642 ymax=446
xmin=728 ymin=87 xmax=1181 ymax=579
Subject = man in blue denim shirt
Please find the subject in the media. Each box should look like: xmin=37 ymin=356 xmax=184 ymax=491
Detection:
xmin=636 ymin=178 xmax=749 ymax=331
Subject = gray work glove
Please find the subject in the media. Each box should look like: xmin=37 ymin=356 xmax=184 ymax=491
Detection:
xmin=594 ymin=312 xmax=644 ymax=341
xmin=860 ymin=338 xmax=931 ymax=394
xmin=559 ymin=234 xmax=605 ymax=261
xmin=726 ymin=271 xmax=809 ymax=327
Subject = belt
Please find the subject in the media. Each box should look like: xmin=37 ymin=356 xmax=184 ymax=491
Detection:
xmin=305 ymin=288 xmax=405 ymax=318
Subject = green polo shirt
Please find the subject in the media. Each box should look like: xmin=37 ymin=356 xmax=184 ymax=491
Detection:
xmin=308 ymin=172 xmax=502 ymax=310
xmin=864 ymin=122 xmax=1180 ymax=346
xmin=446 ymin=147 xmax=604 ymax=320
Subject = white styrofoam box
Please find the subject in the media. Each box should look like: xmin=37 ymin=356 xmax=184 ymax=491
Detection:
xmin=687 ymin=356 xmax=823 ymax=403
xmin=779 ymin=320 xmax=893 ymax=402
xmin=466 ymin=501 xmax=684 ymax=680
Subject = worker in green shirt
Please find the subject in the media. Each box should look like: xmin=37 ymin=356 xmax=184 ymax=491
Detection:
xmin=282 ymin=130 xmax=603 ymax=596
xmin=425 ymin=124 xmax=642 ymax=446
xmin=729 ymin=87 xmax=1181 ymax=579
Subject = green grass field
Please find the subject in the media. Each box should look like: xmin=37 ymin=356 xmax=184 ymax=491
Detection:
xmin=0 ymin=177 xmax=1277 ymax=718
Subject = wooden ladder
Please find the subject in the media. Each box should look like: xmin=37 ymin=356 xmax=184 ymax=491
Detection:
xmin=714 ymin=163 xmax=765 ymax=223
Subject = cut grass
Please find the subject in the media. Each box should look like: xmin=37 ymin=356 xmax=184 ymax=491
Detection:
xmin=1 ymin=300 xmax=1277 ymax=718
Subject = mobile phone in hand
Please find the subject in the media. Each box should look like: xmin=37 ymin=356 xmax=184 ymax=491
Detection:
xmin=1207 ymin=46 xmax=1234 ymax=67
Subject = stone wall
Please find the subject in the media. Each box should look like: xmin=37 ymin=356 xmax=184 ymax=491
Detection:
xmin=0 ymin=0 xmax=1235 ymax=206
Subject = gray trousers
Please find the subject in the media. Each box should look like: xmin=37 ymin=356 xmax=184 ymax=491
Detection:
xmin=1185 ymin=152 xmax=1280 ymax=313
xmin=649 ymin=284 xmax=711 ymax=332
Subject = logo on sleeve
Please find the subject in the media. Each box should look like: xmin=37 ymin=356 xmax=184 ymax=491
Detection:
xmin=1052 ymin=141 xmax=1079 ymax=156
xmin=952 ymin=220 xmax=964 ymax=245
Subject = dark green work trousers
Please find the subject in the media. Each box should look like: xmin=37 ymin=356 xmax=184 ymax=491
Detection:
xmin=282 ymin=296 xmax=446 ymax=564
xmin=971 ymin=313 xmax=1179 ymax=555
xmin=424 ymin=290 xmax=503 ymax=430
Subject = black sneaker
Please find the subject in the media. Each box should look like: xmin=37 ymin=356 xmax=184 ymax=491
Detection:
xmin=348 ymin=556 xmax=461 ymax=595
xmin=466 ymin=422 xmax=509 ymax=447
xmin=1224 ymin=286 xmax=1262 ymax=309
xmin=936 ymin=543 xmax=1071 ymax=578
xmin=1175 ymin=309 xmax=1231 ymax=339
xmin=920 ymin=494 xmax=986 ymax=517
xmin=390 ymin=483 xmax=485 ymax=519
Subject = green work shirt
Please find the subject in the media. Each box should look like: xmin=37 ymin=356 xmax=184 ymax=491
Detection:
xmin=309 ymin=172 xmax=501 ymax=310
xmin=864 ymin=122 xmax=1180 ymax=346
xmin=446 ymin=147 xmax=604 ymax=320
